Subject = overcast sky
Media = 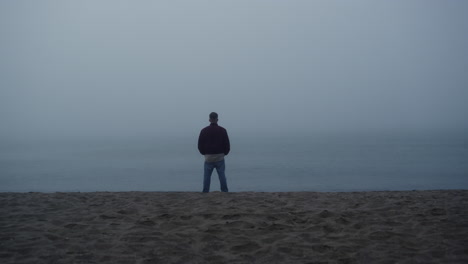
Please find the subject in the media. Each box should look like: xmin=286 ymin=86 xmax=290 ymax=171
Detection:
xmin=1 ymin=1 xmax=467 ymax=139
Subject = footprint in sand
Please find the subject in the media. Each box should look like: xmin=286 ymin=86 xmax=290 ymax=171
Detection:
xmin=224 ymin=220 xmax=255 ymax=229
xmin=231 ymin=242 xmax=261 ymax=252
xmin=180 ymin=215 xmax=192 ymax=220
xmin=99 ymin=214 xmax=117 ymax=220
xmin=311 ymin=244 xmax=333 ymax=253
xmin=318 ymin=210 xmax=333 ymax=218
xmin=138 ymin=219 xmax=156 ymax=226
xmin=222 ymin=214 xmax=241 ymax=220
xmin=277 ymin=246 xmax=305 ymax=258
xmin=369 ymin=230 xmax=397 ymax=240
xmin=335 ymin=216 xmax=351 ymax=225
xmin=63 ymin=223 xmax=88 ymax=229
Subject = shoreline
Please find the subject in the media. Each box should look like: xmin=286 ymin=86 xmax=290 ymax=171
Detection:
xmin=2 ymin=188 xmax=467 ymax=193
xmin=1 ymin=190 xmax=467 ymax=263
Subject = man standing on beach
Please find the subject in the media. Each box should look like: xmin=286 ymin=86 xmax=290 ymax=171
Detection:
xmin=198 ymin=112 xmax=230 ymax=193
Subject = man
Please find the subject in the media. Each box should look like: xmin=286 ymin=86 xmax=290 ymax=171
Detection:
xmin=198 ymin=112 xmax=230 ymax=193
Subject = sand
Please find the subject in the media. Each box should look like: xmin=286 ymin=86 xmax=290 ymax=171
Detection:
xmin=1 ymin=190 xmax=467 ymax=263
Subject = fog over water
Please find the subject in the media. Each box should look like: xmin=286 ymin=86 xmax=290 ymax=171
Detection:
xmin=1 ymin=1 xmax=468 ymax=192
xmin=1 ymin=1 xmax=467 ymax=140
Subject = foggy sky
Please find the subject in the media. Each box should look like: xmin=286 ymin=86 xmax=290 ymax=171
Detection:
xmin=1 ymin=1 xmax=467 ymax=139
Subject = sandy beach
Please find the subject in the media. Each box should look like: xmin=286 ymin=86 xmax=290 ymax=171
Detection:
xmin=1 ymin=190 xmax=467 ymax=263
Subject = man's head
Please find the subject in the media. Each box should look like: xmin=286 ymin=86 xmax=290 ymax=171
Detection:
xmin=209 ymin=112 xmax=218 ymax=123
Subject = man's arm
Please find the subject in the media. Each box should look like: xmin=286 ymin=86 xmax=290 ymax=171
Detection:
xmin=198 ymin=130 xmax=205 ymax=155
xmin=223 ymin=129 xmax=230 ymax=155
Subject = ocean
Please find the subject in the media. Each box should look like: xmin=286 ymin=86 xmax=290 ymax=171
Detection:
xmin=1 ymin=132 xmax=467 ymax=192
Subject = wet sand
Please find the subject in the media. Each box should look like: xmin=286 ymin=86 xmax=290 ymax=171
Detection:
xmin=1 ymin=190 xmax=467 ymax=263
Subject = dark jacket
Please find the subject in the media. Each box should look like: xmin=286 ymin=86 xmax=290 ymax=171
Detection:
xmin=198 ymin=123 xmax=230 ymax=155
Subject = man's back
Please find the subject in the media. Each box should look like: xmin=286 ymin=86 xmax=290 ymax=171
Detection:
xmin=198 ymin=123 xmax=230 ymax=155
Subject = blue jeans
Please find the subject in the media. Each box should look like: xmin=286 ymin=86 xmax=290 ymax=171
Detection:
xmin=203 ymin=159 xmax=228 ymax=193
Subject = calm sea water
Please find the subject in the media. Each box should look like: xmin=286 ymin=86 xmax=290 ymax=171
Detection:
xmin=1 ymin=132 xmax=467 ymax=192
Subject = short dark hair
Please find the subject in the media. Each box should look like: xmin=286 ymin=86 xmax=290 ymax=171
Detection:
xmin=209 ymin=112 xmax=218 ymax=120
